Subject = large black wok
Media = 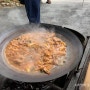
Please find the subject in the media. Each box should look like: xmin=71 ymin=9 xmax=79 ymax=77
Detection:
xmin=0 ymin=23 xmax=83 ymax=82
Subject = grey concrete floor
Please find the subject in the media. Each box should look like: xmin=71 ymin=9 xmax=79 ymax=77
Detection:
xmin=0 ymin=2 xmax=90 ymax=37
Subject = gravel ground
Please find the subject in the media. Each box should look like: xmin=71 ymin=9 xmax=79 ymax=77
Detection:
xmin=0 ymin=0 xmax=22 ymax=8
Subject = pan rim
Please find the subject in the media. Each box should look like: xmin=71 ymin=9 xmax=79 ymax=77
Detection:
xmin=0 ymin=23 xmax=83 ymax=82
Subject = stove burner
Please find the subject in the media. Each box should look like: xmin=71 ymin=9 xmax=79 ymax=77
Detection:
xmin=2 ymin=80 xmax=33 ymax=90
xmin=0 ymin=25 xmax=89 ymax=90
xmin=0 ymin=74 xmax=70 ymax=90
xmin=2 ymin=79 xmax=54 ymax=90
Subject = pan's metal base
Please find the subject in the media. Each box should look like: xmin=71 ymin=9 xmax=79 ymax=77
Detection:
xmin=0 ymin=23 xmax=83 ymax=82
xmin=0 ymin=24 xmax=88 ymax=90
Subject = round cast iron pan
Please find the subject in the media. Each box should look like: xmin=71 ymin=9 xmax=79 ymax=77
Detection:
xmin=0 ymin=23 xmax=83 ymax=82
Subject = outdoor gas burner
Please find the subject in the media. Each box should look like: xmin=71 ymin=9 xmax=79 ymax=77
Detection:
xmin=0 ymin=23 xmax=89 ymax=90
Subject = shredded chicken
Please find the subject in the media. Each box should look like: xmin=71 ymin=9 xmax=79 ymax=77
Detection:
xmin=5 ymin=31 xmax=66 ymax=74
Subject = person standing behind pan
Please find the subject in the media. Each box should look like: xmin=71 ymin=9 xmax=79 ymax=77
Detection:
xmin=19 ymin=0 xmax=51 ymax=24
xmin=24 ymin=0 xmax=40 ymax=24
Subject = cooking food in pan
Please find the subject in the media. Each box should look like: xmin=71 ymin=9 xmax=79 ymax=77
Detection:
xmin=5 ymin=31 xmax=67 ymax=74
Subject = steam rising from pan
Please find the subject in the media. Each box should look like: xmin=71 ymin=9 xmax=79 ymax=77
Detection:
xmin=4 ymin=24 xmax=67 ymax=74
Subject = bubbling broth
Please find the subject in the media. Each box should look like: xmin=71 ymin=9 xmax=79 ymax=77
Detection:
xmin=5 ymin=31 xmax=67 ymax=74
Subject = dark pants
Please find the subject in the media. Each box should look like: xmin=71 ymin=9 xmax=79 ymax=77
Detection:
xmin=24 ymin=0 xmax=40 ymax=23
